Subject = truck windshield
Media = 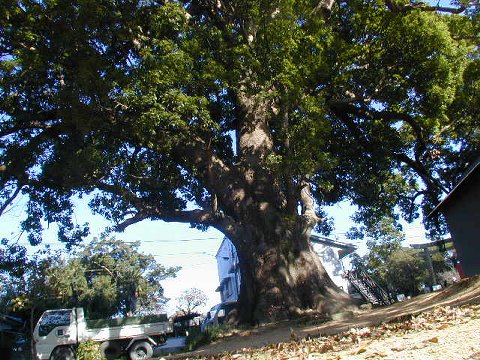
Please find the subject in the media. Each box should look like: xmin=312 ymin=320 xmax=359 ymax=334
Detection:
xmin=38 ymin=310 xmax=71 ymax=337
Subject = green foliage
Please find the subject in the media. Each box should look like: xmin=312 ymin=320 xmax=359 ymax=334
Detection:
xmin=384 ymin=248 xmax=428 ymax=295
xmin=78 ymin=238 xmax=180 ymax=318
xmin=431 ymin=251 xmax=452 ymax=275
xmin=0 ymin=237 xmax=178 ymax=328
xmin=350 ymin=218 xmax=454 ymax=295
xmin=0 ymin=0 xmax=478 ymax=245
xmin=351 ymin=216 xmax=456 ymax=295
xmin=0 ymin=239 xmax=67 ymax=321
xmin=185 ymin=325 xmax=234 ymax=351
xmin=76 ymin=341 xmax=105 ymax=360
xmin=353 ymin=244 xmax=429 ymax=295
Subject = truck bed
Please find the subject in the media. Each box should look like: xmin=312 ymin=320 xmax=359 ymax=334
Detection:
xmin=83 ymin=320 xmax=172 ymax=343
xmin=86 ymin=314 xmax=168 ymax=328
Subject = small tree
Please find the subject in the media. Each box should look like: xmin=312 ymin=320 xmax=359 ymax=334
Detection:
xmin=384 ymin=248 xmax=428 ymax=296
xmin=79 ymin=238 xmax=180 ymax=318
xmin=1 ymin=238 xmax=180 ymax=321
xmin=348 ymin=217 xmax=404 ymax=287
xmin=176 ymin=288 xmax=208 ymax=316
xmin=349 ymin=218 xmax=430 ymax=295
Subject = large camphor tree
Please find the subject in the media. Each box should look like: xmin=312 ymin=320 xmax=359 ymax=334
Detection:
xmin=1 ymin=0 xmax=479 ymax=323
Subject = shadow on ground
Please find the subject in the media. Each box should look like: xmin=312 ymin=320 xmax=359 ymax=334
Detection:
xmin=167 ymin=275 xmax=480 ymax=359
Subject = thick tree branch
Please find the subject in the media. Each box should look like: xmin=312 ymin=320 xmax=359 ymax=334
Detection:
xmin=394 ymin=153 xmax=449 ymax=195
xmin=366 ymin=109 xmax=428 ymax=161
xmin=170 ymin=134 xmax=245 ymax=215
xmin=330 ymin=102 xmax=449 ymax=197
xmin=329 ymin=101 xmax=428 ymax=160
xmin=312 ymin=0 xmax=336 ymax=17
xmin=114 ymin=212 xmax=149 ymax=232
xmin=300 ymin=176 xmax=322 ymax=226
xmin=98 ymin=178 xmax=238 ymax=234
xmin=0 ymin=111 xmax=58 ymax=138
xmin=399 ymin=189 xmax=428 ymax=221
xmin=0 ymin=184 xmax=23 ymax=216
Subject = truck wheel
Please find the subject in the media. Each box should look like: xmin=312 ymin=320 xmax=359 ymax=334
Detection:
xmin=100 ymin=341 xmax=123 ymax=360
xmin=128 ymin=341 xmax=153 ymax=360
xmin=50 ymin=346 xmax=75 ymax=360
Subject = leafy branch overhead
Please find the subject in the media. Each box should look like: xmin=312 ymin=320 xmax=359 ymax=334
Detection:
xmin=1 ymin=0 xmax=478 ymax=241
xmin=1 ymin=0 xmax=479 ymax=323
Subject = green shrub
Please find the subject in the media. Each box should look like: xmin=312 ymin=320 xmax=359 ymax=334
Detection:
xmin=76 ymin=341 xmax=105 ymax=360
xmin=86 ymin=314 xmax=168 ymax=329
xmin=185 ymin=325 xmax=234 ymax=351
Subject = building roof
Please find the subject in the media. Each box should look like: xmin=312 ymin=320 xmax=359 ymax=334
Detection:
xmin=310 ymin=235 xmax=357 ymax=258
xmin=215 ymin=237 xmax=233 ymax=259
xmin=429 ymin=158 xmax=480 ymax=217
xmin=309 ymin=234 xmax=357 ymax=250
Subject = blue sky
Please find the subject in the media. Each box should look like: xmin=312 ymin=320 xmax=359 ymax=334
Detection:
xmin=0 ymin=194 xmax=224 ymax=314
xmin=0 ymin=193 xmax=429 ymax=316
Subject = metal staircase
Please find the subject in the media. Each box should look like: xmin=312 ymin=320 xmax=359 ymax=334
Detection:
xmin=346 ymin=270 xmax=393 ymax=306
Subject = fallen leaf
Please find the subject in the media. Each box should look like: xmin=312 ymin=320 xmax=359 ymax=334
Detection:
xmin=391 ymin=343 xmax=406 ymax=352
xmin=314 ymin=343 xmax=334 ymax=353
xmin=356 ymin=347 xmax=367 ymax=354
xmin=427 ymin=337 xmax=439 ymax=343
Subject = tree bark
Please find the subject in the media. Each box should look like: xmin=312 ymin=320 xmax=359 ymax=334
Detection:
xmin=229 ymin=213 xmax=353 ymax=324
xmin=201 ymin=92 xmax=355 ymax=324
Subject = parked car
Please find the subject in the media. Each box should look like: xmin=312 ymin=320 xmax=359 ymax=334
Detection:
xmin=201 ymin=302 xmax=237 ymax=332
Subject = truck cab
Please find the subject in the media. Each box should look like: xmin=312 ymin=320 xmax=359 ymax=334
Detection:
xmin=33 ymin=308 xmax=172 ymax=360
xmin=34 ymin=309 xmax=79 ymax=359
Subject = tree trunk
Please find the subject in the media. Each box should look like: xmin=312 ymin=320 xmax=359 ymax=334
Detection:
xmin=230 ymin=216 xmax=353 ymax=324
xmin=207 ymin=92 xmax=355 ymax=324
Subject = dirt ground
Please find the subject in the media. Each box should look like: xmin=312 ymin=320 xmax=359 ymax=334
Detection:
xmin=167 ymin=275 xmax=480 ymax=359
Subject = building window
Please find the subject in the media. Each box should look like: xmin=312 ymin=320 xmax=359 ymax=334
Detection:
xmin=225 ymin=278 xmax=232 ymax=297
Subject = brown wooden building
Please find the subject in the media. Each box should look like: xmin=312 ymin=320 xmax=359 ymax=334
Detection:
xmin=430 ymin=159 xmax=480 ymax=277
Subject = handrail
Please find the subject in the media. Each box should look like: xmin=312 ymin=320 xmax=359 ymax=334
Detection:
xmin=346 ymin=270 xmax=392 ymax=306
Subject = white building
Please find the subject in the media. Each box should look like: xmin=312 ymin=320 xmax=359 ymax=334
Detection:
xmin=215 ymin=235 xmax=356 ymax=302
xmin=215 ymin=238 xmax=241 ymax=303
xmin=309 ymin=235 xmax=356 ymax=292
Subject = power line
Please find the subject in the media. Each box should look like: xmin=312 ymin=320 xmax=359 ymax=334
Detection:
xmin=152 ymin=252 xmax=216 ymax=257
xmin=6 ymin=236 xmax=222 ymax=247
xmin=124 ymin=237 xmax=221 ymax=243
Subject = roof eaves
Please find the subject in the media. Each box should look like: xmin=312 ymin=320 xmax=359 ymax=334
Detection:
xmin=310 ymin=234 xmax=357 ymax=251
xmin=429 ymin=159 xmax=480 ymax=217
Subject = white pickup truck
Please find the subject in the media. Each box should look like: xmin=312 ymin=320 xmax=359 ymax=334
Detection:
xmin=33 ymin=307 xmax=173 ymax=360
